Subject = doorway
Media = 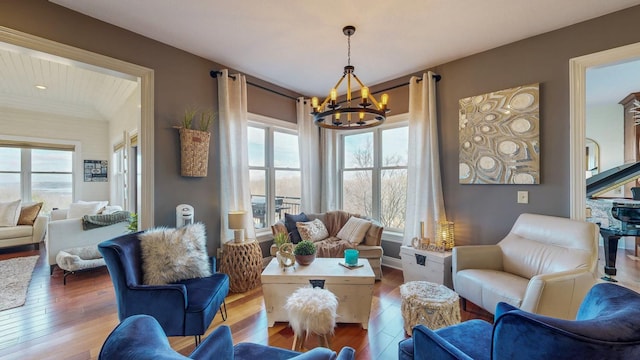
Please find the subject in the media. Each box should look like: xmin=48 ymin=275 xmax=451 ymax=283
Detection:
xmin=0 ymin=25 xmax=155 ymax=228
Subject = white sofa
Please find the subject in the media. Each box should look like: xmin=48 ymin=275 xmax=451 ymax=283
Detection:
xmin=46 ymin=208 xmax=129 ymax=274
xmin=453 ymin=213 xmax=599 ymax=320
xmin=0 ymin=215 xmax=48 ymax=250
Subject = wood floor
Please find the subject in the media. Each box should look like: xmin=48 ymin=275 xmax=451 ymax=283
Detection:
xmin=0 ymin=244 xmax=637 ymax=360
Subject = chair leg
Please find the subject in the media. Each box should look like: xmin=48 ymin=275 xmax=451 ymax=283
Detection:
xmin=219 ymin=300 xmax=228 ymax=321
xmin=460 ymin=297 xmax=467 ymax=312
xmin=292 ymin=332 xmax=306 ymax=351
xmin=194 ymin=335 xmax=201 ymax=347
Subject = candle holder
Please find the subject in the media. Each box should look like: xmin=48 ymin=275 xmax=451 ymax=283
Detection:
xmin=437 ymin=221 xmax=455 ymax=250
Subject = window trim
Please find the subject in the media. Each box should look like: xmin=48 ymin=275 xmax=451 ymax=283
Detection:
xmin=338 ymin=113 xmax=409 ymax=233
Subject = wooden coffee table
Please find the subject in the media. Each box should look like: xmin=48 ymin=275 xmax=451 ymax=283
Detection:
xmin=261 ymin=257 xmax=375 ymax=329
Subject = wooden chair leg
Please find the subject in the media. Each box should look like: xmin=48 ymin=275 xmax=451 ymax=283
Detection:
xmin=292 ymin=333 xmax=306 ymax=351
xmin=460 ymin=297 xmax=467 ymax=312
xmin=319 ymin=334 xmax=330 ymax=348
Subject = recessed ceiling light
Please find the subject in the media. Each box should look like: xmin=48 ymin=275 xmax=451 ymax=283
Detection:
xmin=35 ymin=85 xmax=47 ymax=90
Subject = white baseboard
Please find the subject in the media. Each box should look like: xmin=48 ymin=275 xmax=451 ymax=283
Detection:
xmin=382 ymin=255 xmax=403 ymax=270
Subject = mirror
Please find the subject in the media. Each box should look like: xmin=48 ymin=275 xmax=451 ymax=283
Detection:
xmin=585 ymin=138 xmax=600 ymax=178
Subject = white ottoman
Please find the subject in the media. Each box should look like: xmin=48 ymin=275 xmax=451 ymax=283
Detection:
xmin=400 ymin=281 xmax=461 ymax=335
xmin=284 ymin=286 xmax=338 ymax=351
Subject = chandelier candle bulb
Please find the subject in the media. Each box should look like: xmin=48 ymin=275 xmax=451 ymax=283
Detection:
xmin=312 ymin=97 xmax=319 ymax=109
xmin=361 ymin=87 xmax=369 ymax=104
xmin=330 ymin=88 xmax=337 ymax=102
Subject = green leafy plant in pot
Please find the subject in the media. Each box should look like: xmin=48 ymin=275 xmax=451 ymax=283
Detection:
xmin=293 ymin=240 xmax=317 ymax=266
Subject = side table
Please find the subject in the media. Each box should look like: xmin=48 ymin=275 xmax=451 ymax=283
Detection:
xmin=400 ymin=245 xmax=453 ymax=288
xmin=220 ymin=239 xmax=262 ymax=293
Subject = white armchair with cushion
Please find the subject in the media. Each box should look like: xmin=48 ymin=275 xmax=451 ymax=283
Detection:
xmin=46 ymin=203 xmax=129 ymax=274
xmin=453 ymin=213 xmax=599 ymax=320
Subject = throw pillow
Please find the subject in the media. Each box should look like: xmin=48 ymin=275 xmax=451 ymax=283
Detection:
xmin=68 ymin=201 xmax=104 ymax=219
xmin=285 ymin=212 xmax=309 ymax=244
xmin=17 ymin=202 xmax=43 ymax=225
xmin=336 ymin=216 xmax=372 ymax=245
xmin=296 ymin=218 xmax=329 ymax=242
xmin=138 ymin=223 xmax=212 ymax=285
xmin=0 ymin=199 xmax=22 ymax=227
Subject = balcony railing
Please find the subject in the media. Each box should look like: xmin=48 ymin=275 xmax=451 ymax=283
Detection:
xmin=251 ymin=195 xmax=301 ymax=228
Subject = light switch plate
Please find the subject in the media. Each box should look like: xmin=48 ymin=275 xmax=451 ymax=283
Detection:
xmin=517 ymin=191 xmax=529 ymax=204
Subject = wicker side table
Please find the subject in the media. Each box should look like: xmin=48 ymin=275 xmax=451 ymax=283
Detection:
xmin=220 ymin=239 xmax=262 ymax=293
xmin=400 ymin=281 xmax=461 ymax=335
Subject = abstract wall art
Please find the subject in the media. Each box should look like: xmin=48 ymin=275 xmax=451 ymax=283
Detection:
xmin=459 ymin=83 xmax=540 ymax=184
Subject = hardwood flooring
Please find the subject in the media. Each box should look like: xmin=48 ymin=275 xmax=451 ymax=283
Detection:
xmin=0 ymin=243 xmax=636 ymax=360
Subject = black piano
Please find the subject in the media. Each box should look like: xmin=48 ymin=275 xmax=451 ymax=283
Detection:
xmin=586 ymin=161 xmax=640 ymax=281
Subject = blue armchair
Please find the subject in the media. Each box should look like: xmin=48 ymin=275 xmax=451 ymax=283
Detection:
xmin=99 ymin=314 xmax=356 ymax=360
xmin=398 ymin=283 xmax=640 ymax=359
xmin=98 ymin=232 xmax=229 ymax=344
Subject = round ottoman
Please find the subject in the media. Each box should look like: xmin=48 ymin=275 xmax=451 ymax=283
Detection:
xmin=400 ymin=281 xmax=461 ymax=335
xmin=284 ymin=286 xmax=338 ymax=351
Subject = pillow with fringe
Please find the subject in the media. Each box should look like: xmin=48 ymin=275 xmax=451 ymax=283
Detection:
xmin=139 ymin=223 xmax=211 ymax=285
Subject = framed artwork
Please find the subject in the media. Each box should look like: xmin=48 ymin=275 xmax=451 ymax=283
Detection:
xmin=459 ymin=83 xmax=540 ymax=184
xmin=84 ymin=160 xmax=108 ymax=182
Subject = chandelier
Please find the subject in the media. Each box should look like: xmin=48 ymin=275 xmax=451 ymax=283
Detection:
xmin=311 ymin=25 xmax=389 ymax=129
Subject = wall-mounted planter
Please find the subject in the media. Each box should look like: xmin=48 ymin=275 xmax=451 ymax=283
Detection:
xmin=179 ymin=128 xmax=210 ymax=177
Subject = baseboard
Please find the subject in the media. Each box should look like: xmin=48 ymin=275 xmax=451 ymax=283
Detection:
xmin=382 ymin=255 xmax=402 ymax=270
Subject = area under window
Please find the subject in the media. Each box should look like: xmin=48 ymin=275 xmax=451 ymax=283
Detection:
xmin=248 ymin=117 xmax=300 ymax=231
xmin=340 ymin=123 xmax=408 ymax=231
xmin=0 ymin=147 xmax=73 ymax=213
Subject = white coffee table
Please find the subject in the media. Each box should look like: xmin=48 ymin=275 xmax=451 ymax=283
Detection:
xmin=261 ymin=257 xmax=375 ymax=329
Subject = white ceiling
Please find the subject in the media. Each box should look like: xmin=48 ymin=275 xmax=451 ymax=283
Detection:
xmin=0 ymin=43 xmax=138 ymax=121
xmin=51 ymin=0 xmax=640 ymax=97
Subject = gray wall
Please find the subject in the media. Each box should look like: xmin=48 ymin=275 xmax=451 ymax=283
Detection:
xmin=3 ymin=1 xmax=640 ymax=259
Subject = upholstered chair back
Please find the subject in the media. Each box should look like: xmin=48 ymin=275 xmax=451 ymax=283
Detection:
xmin=498 ymin=213 xmax=598 ymax=280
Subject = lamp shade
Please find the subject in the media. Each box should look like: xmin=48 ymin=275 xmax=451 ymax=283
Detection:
xmin=228 ymin=211 xmax=247 ymax=230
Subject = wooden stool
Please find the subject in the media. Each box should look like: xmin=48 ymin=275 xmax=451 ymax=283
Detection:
xmin=284 ymin=286 xmax=338 ymax=351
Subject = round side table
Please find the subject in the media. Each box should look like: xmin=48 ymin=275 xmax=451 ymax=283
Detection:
xmin=400 ymin=281 xmax=461 ymax=335
xmin=220 ymin=239 xmax=262 ymax=293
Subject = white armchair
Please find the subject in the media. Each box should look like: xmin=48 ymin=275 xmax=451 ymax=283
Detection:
xmin=46 ymin=208 xmax=129 ymax=274
xmin=452 ymin=213 xmax=599 ymax=320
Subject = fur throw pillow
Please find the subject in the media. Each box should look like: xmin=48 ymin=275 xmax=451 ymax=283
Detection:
xmin=139 ymin=223 xmax=212 ymax=285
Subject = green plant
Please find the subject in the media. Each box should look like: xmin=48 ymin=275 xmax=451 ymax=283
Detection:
xmin=273 ymin=232 xmax=290 ymax=248
xmin=294 ymin=240 xmax=316 ymax=256
xmin=127 ymin=213 xmax=138 ymax=233
xmin=182 ymin=106 xmax=198 ymax=129
xmin=198 ymin=109 xmax=216 ymax=132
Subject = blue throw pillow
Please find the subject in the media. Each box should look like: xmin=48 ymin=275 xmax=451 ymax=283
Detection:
xmin=285 ymin=212 xmax=309 ymax=244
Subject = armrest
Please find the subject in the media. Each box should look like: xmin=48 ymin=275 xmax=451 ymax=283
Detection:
xmin=50 ymin=208 xmax=68 ymax=221
xmin=521 ymin=268 xmax=595 ymax=319
xmin=453 ymin=245 xmax=503 ymax=273
xmin=412 ymin=325 xmax=474 ymax=360
xmin=124 ymin=283 xmax=188 ymax=311
xmin=190 ymin=325 xmax=234 ymax=360
xmin=32 ymin=215 xmax=48 ymax=243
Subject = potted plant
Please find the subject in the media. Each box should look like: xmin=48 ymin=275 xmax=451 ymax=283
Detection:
xmin=293 ymin=240 xmax=317 ymax=266
xmin=177 ymin=107 xmax=216 ymax=177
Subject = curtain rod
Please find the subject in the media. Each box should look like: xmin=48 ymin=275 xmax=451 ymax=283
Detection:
xmin=210 ymin=70 xmax=298 ymax=101
xmin=210 ymin=70 xmax=441 ymax=102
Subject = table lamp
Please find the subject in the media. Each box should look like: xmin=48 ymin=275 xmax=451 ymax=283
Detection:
xmin=437 ymin=221 xmax=455 ymax=250
xmin=228 ymin=211 xmax=247 ymax=243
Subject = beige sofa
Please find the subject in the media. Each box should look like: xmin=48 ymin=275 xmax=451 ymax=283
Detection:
xmin=46 ymin=208 xmax=129 ymax=274
xmin=0 ymin=215 xmax=48 ymax=250
xmin=453 ymin=213 xmax=599 ymax=320
xmin=271 ymin=210 xmax=384 ymax=280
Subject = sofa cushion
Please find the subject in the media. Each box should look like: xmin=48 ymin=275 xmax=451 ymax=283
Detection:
xmin=68 ymin=201 xmax=105 ymax=219
xmin=0 ymin=199 xmax=22 ymax=227
xmin=296 ymin=218 xmax=329 ymax=242
xmin=18 ymin=202 xmax=43 ymax=225
xmin=0 ymin=225 xmax=32 ymax=239
xmin=337 ymin=216 xmax=372 ymax=245
xmin=455 ymin=269 xmax=528 ymax=310
xmin=284 ymin=213 xmax=309 ymax=244
xmin=139 ymin=223 xmax=212 ymax=285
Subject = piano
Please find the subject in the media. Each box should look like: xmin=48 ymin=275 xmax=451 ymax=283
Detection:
xmin=586 ymin=161 xmax=640 ymax=281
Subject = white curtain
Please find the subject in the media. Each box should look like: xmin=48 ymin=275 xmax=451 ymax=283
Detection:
xmin=403 ymin=71 xmax=446 ymax=246
xmin=297 ymin=97 xmax=322 ymax=213
xmin=218 ymin=69 xmax=256 ymax=242
xmin=320 ymin=127 xmax=339 ymax=212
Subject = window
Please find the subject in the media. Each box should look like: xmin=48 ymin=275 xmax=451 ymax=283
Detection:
xmin=248 ymin=117 xmax=300 ymax=231
xmin=0 ymin=147 xmax=73 ymax=213
xmin=340 ymin=123 xmax=408 ymax=231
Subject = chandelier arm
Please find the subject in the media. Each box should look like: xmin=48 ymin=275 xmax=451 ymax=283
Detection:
xmin=352 ymin=74 xmax=382 ymax=109
xmin=319 ymin=74 xmax=348 ymax=109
